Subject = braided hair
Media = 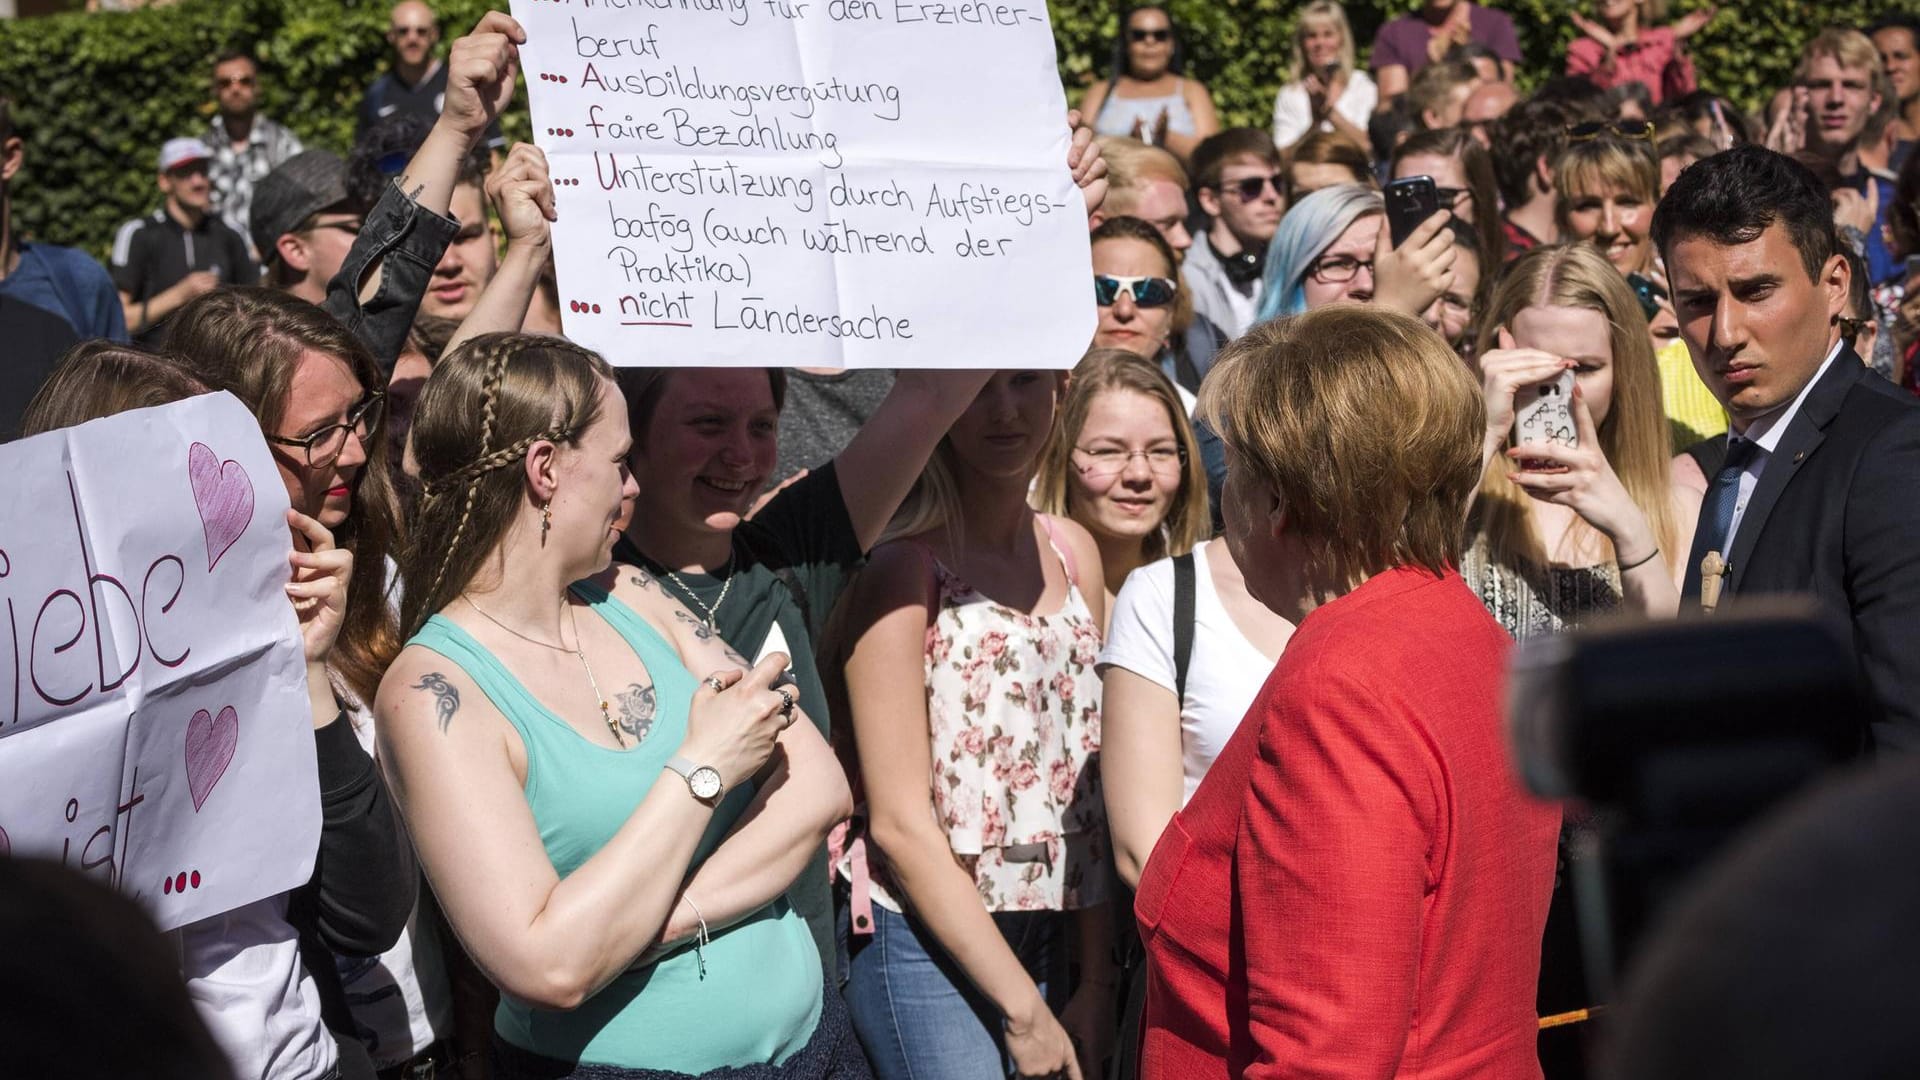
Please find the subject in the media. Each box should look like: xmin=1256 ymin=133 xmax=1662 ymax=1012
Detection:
xmin=396 ymin=332 xmax=615 ymax=642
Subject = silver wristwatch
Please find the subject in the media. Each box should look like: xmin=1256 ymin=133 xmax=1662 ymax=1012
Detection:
xmin=665 ymin=755 xmax=724 ymax=803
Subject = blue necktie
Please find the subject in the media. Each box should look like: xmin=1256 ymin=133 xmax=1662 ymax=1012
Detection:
xmin=1699 ymin=437 xmax=1759 ymax=559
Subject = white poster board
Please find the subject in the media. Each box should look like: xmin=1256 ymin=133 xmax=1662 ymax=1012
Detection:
xmin=0 ymin=392 xmax=321 ymax=931
xmin=513 ymin=0 xmax=1095 ymax=368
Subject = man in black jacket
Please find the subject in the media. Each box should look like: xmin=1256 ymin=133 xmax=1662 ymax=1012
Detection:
xmin=1660 ymin=145 xmax=1920 ymax=753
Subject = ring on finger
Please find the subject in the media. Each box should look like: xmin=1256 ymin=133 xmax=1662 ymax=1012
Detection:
xmin=775 ymin=687 xmax=795 ymax=718
xmin=706 ymin=675 xmax=726 ymax=693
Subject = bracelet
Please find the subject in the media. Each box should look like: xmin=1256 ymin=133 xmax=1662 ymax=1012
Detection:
xmin=1616 ymin=546 xmax=1661 ymax=572
xmin=681 ymin=892 xmax=711 ymax=980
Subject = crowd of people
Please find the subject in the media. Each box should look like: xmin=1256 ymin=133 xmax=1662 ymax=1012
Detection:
xmin=5 ymin=1 xmax=1920 ymax=1079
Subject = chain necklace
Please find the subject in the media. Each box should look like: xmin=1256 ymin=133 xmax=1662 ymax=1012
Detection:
xmin=662 ymin=551 xmax=736 ymax=630
xmin=463 ymin=595 xmax=623 ymax=748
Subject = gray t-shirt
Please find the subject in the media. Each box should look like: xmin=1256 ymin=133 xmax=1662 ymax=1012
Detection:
xmin=771 ymin=369 xmax=896 ymax=486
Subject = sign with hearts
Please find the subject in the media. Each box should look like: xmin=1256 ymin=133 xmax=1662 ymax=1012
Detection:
xmin=0 ymin=393 xmax=319 ymax=932
xmin=188 ymin=443 xmax=255 ymax=572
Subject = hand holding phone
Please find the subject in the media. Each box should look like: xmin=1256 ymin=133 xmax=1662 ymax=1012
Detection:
xmin=1385 ymin=175 xmax=1444 ymax=249
xmin=1513 ymin=368 xmax=1579 ymax=463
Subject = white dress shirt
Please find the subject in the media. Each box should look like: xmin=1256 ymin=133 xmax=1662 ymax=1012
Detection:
xmin=1723 ymin=339 xmax=1843 ymax=549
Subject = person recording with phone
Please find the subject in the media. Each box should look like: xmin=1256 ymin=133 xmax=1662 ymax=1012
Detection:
xmin=1251 ymin=182 xmax=1455 ymax=321
xmin=1463 ymin=242 xmax=1700 ymax=1075
xmin=1466 ymin=242 xmax=1699 ymax=636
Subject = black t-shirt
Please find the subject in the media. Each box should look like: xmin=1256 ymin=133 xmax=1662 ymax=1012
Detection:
xmin=0 ymin=293 xmax=79 ymax=440
xmin=109 ymin=208 xmax=258 ymax=340
xmin=358 ymin=63 xmax=507 ymax=149
xmin=770 ymin=369 xmax=895 ymax=487
xmin=612 ymin=461 xmax=865 ymax=975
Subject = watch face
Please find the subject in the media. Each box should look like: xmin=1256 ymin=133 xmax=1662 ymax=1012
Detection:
xmin=690 ymin=767 xmax=723 ymax=800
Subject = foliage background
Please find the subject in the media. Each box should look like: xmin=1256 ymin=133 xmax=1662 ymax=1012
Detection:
xmin=1 ymin=0 xmax=1916 ymax=260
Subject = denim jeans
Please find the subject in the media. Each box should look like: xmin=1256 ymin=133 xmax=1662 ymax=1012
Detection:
xmin=840 ymin=902 xmax=1064 ymax=1080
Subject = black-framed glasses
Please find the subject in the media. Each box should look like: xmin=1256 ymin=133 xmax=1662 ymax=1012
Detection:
xmin=1073 ymin=444 xmax=1186 ymax=480
xmin=1223 ymin=172 xmax=1284 ymax=202
xmin=1129 ymin=28 xmax=1171 ymax=42
xmin=1306 ymin=254 xmax=1374 ymax=284
xmin=1436 ymin=185 xmax=1470 ymax=207
xmin=266 ymin=391 xmax=386 ymax=469
xmin=1094 ymin=274 xmax=1178 ymax=308
xmin=301 ymin=218 xmax=364 ymax=238
xmin=1568 ymin=120 xmax=1655 ymax=143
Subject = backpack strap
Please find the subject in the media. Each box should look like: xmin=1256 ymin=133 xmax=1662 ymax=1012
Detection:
xmin=1159 ymin=545 xmax=1190 ymax=707
xmin=1172 ymin=551 xmax=1196 ymax=703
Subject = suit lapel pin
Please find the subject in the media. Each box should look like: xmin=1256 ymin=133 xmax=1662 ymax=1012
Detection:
xmin=1793 ymin=451 xmax=1807 ymax=463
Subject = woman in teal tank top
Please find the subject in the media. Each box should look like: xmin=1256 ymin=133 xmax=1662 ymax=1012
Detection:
xmin=374 ymin=334 xmax=863 ymax=1078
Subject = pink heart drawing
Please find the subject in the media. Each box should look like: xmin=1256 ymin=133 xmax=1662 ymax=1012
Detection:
xmin=185 ymin=706 xmax=239 ymax=812
xmin=189 ymin=442 xmax=254 ymax=572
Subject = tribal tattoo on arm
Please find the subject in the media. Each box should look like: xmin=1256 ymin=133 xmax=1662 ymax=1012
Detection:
xmin=615 ymin=683 xmax=657 ymax=743
xmin=412 ymin=672 xmax=462 ymax=734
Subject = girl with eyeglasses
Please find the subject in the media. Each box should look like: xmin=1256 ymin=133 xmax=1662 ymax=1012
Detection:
xmin=1033 ymin=350 xmax=1211 ymax=617
xmin=1253 ymin=182 xmax=1456 ymax=320
xmin=1081 ymin=5 xmax=1219 ymax=163
xmin=162 ymin=287 xmax=422 ymax=1080
xmin=1091 ymin=216 xmax=1220 ymax=394
xmin=1567 ymin=0 xmax=1716 ymax=105
xmin=828 ymin=370 xmax=1114 ymax=1080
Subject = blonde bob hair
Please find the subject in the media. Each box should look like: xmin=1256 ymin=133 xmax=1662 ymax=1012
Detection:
xmin=1032 ymin=349 xmax=1210 ymax=563
xmin=1554 ymin=136 xmax=1658 ymax=236
xmin=1198 ymin=306 xmax=1484 ymax=584
xmin=1471 ymin=243 xmax=1678 ymax=572
xmin=1290 ymin=0 xmax=1357 ymax=82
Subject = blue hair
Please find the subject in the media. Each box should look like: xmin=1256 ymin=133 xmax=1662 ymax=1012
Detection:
xmin=1253 ymin=183 xmax=1384 ymax=322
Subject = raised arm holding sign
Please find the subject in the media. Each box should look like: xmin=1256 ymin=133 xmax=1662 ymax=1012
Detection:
xmin=511 ymin=0 xmax=1095 ymax=368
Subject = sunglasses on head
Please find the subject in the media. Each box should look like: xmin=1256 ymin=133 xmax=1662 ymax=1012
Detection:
xmin=1222 ymin=172 xmax=1284 ymax=201
xmin=1129 ymin=28 xmax=1172 ymax=42
xmin=1567 ymin=120 xmax=1656 ymax=143
xmin=1095 ymin=274 xmax=1178 ymax=307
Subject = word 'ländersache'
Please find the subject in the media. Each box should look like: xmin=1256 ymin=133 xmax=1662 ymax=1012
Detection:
xmin=514 ymin=0 xmax=1093 ymax=368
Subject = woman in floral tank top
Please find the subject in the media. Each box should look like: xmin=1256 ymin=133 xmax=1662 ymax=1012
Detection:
xmin=830 ymin=370 xmax=1116 ymax=1080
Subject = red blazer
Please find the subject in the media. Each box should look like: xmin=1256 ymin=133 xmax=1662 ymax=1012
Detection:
xmin=1135 ymin=567 xmax=1560 ymax=1079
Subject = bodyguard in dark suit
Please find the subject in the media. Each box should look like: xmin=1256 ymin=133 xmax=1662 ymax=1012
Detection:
xmin=1657 ymin=146 xmax=1920 ymax=752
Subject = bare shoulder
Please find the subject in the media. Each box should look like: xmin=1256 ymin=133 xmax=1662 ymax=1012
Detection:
xmin=1669 ymin=451 xmax=1708 ymax=496
xmin=1045 ymin=515 xmax=1105 ymax=589
xmin=601 ymin=560 xmax=752 ymax=667
xmin=376 ymin=643 xmax=487 ymax=740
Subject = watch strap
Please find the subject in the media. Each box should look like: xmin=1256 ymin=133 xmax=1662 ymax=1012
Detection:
xmin=665 ymin=754 xmax=697 ymax=780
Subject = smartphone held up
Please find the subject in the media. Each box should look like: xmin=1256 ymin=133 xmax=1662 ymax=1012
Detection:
xmin=1513 ymin=368 xmax=1578 ymax=467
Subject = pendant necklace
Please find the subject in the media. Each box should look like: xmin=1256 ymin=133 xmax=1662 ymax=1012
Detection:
xmin=465 ymin=595 xmax=623 ymax=747
xmin=663 ymin=551 xmax=736 ymax=630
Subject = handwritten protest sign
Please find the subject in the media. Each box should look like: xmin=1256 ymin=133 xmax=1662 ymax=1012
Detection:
xmin=0 ymin=393 xmax=320 ymax=931
xmin=512 ymin=0 xmax=1094 ymax=368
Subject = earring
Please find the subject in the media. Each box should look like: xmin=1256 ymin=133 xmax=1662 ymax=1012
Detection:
xmin=540 ymin=501 xmax=552 ymax=546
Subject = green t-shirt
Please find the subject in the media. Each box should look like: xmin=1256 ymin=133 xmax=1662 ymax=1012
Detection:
xmin=613 ymin=462 xmax=865 ymax=976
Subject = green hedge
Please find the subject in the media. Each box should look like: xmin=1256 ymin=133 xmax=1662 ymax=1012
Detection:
xmin=3 ymin=0 xmax=1917 ymax=261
